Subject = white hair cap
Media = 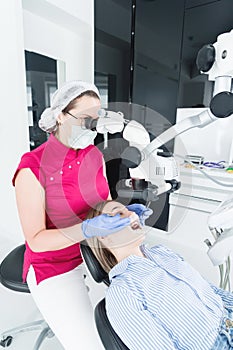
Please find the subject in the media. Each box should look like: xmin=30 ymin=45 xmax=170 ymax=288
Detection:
xmin=38 ymin=80 xmax=100 ymax=133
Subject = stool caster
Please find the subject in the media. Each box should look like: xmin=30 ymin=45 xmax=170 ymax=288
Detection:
xmin=0 ymin=336 xmax=13 ymax=347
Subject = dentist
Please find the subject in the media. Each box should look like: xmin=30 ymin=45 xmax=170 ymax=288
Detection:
xmin=12 ymin=80 xmax=135 ymax=350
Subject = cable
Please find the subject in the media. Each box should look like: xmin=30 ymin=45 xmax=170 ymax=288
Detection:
xmin=218 ymin=264 xmax=224 ymax=289
xmin=222 ymin=257 xmax=231 ymax=291
xmin=226 ymin=256 xmax=231 ymax=291
xmin=174 ymin=153 xmax=233 ymax=188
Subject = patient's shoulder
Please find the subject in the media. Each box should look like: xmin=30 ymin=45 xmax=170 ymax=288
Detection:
xmin=148 ymin=244 xmax=184 ymax=261
xmin=106 ymin=284 xmax=143 ymax=311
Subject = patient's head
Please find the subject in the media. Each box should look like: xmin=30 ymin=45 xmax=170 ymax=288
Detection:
xmin=86 ymin=200 xmax=146 ymax=272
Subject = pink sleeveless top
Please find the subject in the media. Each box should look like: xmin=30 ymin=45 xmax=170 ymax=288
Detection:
xmin=12 ymin=134 xmax=109 ymax=284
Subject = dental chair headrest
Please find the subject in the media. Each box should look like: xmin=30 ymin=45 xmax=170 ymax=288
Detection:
xmin=80 ymin=241 xmax=110 ymax=286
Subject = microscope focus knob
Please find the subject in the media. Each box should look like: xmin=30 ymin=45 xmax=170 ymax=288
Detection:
xmin=196 ymin=44 xmax=215 ymax=72
xmin=121 ymin=146 xmax=142 ymax=168
xmin=210 ymin=91 xmax=233 ymax=118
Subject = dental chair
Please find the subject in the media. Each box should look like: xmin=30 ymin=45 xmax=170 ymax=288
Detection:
xmin=0 ymin=244 xmax=54 ymax=349
xmin=80 ymin=241 xmax=129 ymax=350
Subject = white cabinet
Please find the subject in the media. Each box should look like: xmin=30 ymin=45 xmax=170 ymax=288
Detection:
xmin=164 ymin=166 xmax=233 ymax=286
xmin=169 ymin=166 xmax=233 ymax=232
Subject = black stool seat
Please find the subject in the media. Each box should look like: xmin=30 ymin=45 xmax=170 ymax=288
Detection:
xmin=0 ymin=244 xmax=29 ymax=293
xmin=0 ymin=244 xmax=55 ymax=349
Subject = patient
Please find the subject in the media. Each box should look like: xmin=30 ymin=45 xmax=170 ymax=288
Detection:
xmin=86 ymin=200 xmax=233 ymax=350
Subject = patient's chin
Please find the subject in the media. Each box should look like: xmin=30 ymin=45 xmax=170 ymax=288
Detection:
xmin=108 ymin=226 xmax=146 ymax=249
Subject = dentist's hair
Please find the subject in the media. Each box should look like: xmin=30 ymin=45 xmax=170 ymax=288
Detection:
xmin=85 ymin=200 xmax=118 ymax=273
xmin=62 ymin=90 xmax=100 ymax=114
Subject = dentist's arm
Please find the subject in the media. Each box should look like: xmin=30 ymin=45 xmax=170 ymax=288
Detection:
xmin=15 ymin=169 xmax=128 ymax=252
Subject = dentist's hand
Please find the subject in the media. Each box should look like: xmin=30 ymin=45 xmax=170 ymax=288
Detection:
xmin=82 ymin=213 xmax=131 ymax=238
xmin=126 ymin=204 xmax=153 ymax=226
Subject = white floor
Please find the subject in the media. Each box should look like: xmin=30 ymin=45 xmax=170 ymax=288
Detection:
xmin=0 ymin=283 xmax=64 ymax=349
xmin=0 ymin=275 xmax=106 ymax=350
xmin=3 ymin=330 xmax=64 ymax=350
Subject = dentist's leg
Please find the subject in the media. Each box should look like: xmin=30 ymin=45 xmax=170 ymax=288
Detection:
xmin=27 ymin=265 xmax=104 ymax=350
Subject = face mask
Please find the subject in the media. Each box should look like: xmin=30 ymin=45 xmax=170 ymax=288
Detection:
xmin=68 ymin=125 xmax=97 ymax=149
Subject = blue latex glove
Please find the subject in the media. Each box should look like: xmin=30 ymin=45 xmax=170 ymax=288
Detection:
xmin=82 ymin=213 xmax=131 ymax=238
xmin=126 ymin=204 xmax=153 ymax=226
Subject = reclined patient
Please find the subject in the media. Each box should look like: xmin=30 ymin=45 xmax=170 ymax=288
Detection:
xmin=86 ymin=200 xmax=233 ymax=350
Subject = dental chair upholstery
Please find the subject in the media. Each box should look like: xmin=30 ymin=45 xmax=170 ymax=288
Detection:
xmin=0 ymin=244 xmax=54 ymax=349
xmin=80 ymin=241 xmax=129 ymax=350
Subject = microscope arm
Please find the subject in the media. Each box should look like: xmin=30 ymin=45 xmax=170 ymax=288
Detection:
xmin=143 ymin=91 xmax=233 ymax=158
xmin=96 ymin=91 xmax=232 ymax=201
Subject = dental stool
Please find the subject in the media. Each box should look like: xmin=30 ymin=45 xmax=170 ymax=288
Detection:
xmin=0 ymin=244 xmax=54 ymax=349
xmin=80 ymin=241 xmax=129 ymax=350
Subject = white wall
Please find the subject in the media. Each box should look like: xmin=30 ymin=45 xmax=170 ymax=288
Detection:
xmin=46 ymin=0 xmax=94 ymax=25
xmin=22 ymin=0 xmax=94 ymax=83
xmin=0 ymin=0 xmax=29 ymax=253
xmin=0 ymin=0 xmax=95 ymax=341
xmin=0 ymin=0 xmax=94 ymax=253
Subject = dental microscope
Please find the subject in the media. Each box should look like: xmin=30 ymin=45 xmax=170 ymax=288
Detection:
xmin=92 ymin=30 xmax=233 ymax=285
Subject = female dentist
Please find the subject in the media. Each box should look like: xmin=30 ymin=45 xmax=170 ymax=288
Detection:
xmin=12 ymin=80 xmax=141 ymax=349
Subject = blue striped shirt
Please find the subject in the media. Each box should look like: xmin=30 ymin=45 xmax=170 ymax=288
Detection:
xmin=106 ymin=244 xmax=233 ymax=350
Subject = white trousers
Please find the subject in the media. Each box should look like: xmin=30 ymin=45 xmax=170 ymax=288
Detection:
xmin=27 ymin=265 xmax=104 ymax=350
